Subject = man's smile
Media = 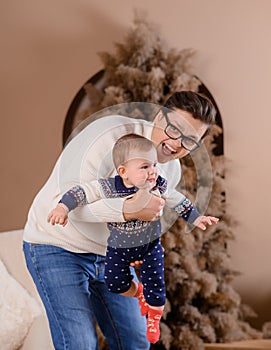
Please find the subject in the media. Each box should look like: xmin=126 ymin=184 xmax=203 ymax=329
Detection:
xmin=162 ymin=142 xmax=177 ymax=155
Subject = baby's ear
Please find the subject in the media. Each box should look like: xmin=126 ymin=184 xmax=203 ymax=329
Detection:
xmin=117 ymin=165 xmax=126 ymax=178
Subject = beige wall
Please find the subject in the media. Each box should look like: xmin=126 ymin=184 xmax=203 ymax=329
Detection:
xmin=1 ymin=0 xmax=271 ymax=328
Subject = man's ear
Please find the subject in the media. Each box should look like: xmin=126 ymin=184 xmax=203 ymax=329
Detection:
xmin=117 ymin=165 xmax=127 ymax=178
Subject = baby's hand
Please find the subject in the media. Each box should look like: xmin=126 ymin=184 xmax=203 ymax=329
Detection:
xmin=193 ymin=216 xmax=219 ymax=231
xmin=47 ymin=204 xmax=69 ymax=227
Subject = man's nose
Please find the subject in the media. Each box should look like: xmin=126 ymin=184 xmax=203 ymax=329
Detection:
xmin=172 ymin=138 xmax=183 ymax=149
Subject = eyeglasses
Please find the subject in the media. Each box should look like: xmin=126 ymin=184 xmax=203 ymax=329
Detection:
xmin=162 ymin=110 xmax=201 ymax=152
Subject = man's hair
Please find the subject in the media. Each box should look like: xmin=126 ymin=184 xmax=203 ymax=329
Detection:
xmin=164 ymin=91 xmax=217 ymax=138
xmin=112 ymin=134 xmax=155 ymax=169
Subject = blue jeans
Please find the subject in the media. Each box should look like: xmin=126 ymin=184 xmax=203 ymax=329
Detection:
xmin=23 ymin=242 xmax=150 ymax=350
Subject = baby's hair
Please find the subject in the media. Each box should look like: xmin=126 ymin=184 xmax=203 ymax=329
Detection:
xmin=112 ymin=134 xmax=156 ymax=169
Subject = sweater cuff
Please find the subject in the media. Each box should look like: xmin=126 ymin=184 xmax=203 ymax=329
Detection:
xmin=173 ymin=198 xmax=201 ymax=225
xmin=60 ymin=186 xmax=88 ymax=211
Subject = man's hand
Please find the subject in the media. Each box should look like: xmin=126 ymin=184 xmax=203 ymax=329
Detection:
xmin=193 ymin=216 xmax=219 ymax=230
xmin=47 ymin=204 xmax=69 ymax=227
xmin=130 ymin=260 xmax=143 ymax=267
xmin=123 ymin=189 xmax=165 ymax=221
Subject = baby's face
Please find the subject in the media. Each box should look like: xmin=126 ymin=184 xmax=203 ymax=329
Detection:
xmin=120 ymin=148 xmax=158 ymax=189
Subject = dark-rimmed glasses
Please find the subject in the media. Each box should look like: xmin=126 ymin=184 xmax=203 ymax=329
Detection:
xmin=162 ymin=110 xmax=201 ymax=152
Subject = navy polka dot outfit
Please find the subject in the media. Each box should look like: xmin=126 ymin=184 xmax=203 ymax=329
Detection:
xmin=99 ymin=175 xmax=167 ymax=307
xmin=105 ymin=237 xmax=165 ymax=306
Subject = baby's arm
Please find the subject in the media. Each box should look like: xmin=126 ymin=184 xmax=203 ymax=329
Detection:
xmin=173 ymin=197 xmax=219 ymax=229
xmin=163 ymin=187 xmax=219 ymax=230
xmin=159 ymin=161 xmax=219 ymax=230
xmin=47 ymin=185 xmax=87 ymax=226
xmin=47 ymin=181 xmax=103 ymax=226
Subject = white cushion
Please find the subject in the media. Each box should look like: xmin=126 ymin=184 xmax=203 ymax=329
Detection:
xmin=0 ymin=259 xmax=41 ymax=350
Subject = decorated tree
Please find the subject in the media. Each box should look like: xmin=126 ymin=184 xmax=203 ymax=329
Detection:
xmin=66 ymin=12 xmax=262 ymax=350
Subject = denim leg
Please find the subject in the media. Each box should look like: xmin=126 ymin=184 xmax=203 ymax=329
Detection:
xmin=23 ymin=242 xmax=150 ymax=350
xmin=89 ymin=268 xmax=149 ymax=350
xmin=23 ymin=242 xmax=99 ymax=350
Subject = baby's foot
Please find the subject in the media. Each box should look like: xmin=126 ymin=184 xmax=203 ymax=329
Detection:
xmin=134 ymin=283 xmax=149 ymax=316
xmin=146 ymin=308 xmax=163 ymax=344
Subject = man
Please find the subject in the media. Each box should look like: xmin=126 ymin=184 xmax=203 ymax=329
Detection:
xmin=23 ymin=91 xmax=216 ymax=349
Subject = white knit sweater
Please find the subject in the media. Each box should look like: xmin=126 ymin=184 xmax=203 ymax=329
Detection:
xmin=23 ymin=115 xmax=183 ymax=255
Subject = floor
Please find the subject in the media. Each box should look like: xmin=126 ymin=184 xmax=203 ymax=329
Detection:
xmin=205 ymin=339 xmax=271 ymax=350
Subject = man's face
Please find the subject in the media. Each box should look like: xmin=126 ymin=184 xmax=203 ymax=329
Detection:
xmin=151 ymin=108 xmax=209 ymax=163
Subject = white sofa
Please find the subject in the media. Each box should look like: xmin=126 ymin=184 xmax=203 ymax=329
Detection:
xmin=0 ymin=230 xmax=54 ymax=350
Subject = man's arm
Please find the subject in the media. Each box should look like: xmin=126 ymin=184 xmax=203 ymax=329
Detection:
xmin=70 ymin=189 xmax=165 ymax=223
xmin=69 ymin=196 xmax=126 ymax=223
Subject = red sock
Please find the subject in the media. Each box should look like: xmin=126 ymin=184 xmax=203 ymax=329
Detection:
xmin=134 ymin=283 xmax=149 ymax=316
xmin=146 ymin=308 xmax=163 ymax=344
